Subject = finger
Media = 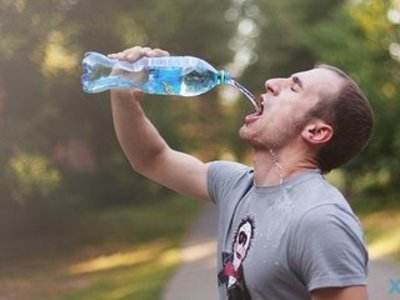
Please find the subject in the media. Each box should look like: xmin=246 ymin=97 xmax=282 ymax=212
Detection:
xmin=146 ymin=48 xmax=170 ymax=57
xmin=154 ymin=48 xmax=170 ymax=55
xmin=123 ymin=46 xmax=142 ymax=55
xmin=142 ymin=47 xmax=155 ymax=56
xmin=122 ymin=46 xmax=145 ymax=62
xmin=109 ymin=49 xmax=135 ymax=60
xmin=125 ymin=52 xmax=144 ymax=62
xmin=142 ymin=47 xmax=152 ymax=53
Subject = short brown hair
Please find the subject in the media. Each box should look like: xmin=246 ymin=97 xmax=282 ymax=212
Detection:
xmin=307 ymin=65 xmax=374 ymax=173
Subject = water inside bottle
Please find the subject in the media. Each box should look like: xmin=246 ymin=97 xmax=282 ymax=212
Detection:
xmin=228 ymin=80 xmax=259 ymax=111
xmin=82 ymin=52 xmax=260 ymax=110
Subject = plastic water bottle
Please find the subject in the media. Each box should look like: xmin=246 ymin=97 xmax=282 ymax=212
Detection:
xmin=81 ymin=51 xmax=258 ymax=109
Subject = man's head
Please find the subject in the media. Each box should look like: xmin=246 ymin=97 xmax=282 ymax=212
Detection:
xmin=239 ymin=65 xmax=374 ymax=173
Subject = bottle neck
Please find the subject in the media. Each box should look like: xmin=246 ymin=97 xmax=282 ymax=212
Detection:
xmin=218 ymin=70 xmax=232 ymax=85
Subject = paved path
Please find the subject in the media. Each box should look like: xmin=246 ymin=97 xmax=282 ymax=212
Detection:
xmin=163 ymin=203 xmax=218 ymax=300
xmin=368 ymin=257 xmax=400 ymax=299
xmin=163 ymin=204 xmax=400 ymax=300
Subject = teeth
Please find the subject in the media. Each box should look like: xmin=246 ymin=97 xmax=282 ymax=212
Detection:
xmin=256 ymin=96 xmax=263 ymax=108
xmin=258 ymin=104 xmax=264 ymax=115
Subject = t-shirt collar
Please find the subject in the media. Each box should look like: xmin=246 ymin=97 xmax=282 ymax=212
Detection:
xmin=252 ymin=168 xmax=322 ymax=194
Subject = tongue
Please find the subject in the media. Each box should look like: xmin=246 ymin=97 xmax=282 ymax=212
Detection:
xmin=244 ymin=103 xmax=263 ymax=124
xmin=245 ymin=111 xmax=261 ymax=124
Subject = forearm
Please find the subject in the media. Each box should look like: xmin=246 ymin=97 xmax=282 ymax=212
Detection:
xmin=110 ymin=90 xmax=169 ymax=172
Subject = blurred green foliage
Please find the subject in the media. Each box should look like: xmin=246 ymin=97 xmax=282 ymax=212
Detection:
xmin=0 ymin=0 xmax=399 ymax=235
xmin=307 ymin=0 xmax=400 ymax=196
xmin=0 ymin=0 xmax=236 ymax=235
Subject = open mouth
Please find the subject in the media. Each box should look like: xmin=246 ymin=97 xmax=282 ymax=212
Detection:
xmin=244 ymin=97 xmax=264 ymax=124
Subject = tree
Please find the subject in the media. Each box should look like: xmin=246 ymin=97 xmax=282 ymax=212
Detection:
xmin=0 ymin=0 xmax=237 ymax=213
xmin=307 ymin=0 xmax=400 ymax=194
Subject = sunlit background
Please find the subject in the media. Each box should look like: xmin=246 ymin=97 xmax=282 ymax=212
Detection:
xmin=0 ymin=0 xmax=399 ymax=299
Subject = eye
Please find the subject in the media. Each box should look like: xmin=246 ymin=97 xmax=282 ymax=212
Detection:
xmin=290 ymin=75 xmax=303 ymax=92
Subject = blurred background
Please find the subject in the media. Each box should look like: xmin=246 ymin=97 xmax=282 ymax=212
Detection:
xmin=0 ymin=0 xmax=399 ymax=299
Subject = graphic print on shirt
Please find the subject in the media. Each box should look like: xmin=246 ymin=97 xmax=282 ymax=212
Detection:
xmin=218 ymin=217 xmax=254 ymax=300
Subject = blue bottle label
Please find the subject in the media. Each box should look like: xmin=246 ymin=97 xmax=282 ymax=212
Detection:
xmin=144 ymin=68 xmax=183 ymax=95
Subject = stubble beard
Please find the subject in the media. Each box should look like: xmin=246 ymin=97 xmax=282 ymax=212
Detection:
xmin=239 ymin=118 xmax=307 ymax=151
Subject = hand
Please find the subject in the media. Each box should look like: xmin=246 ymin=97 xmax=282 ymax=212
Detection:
xmin=108 ymin=46 xmax=170 ymax=100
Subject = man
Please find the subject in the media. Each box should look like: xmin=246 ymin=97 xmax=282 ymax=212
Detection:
xmin=108 ymin=46 xmax=374 ymax=300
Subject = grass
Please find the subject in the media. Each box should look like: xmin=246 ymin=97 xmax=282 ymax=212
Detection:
xmin=62 ymin=244 xmax=180 ymax=300
xmin=0 ymin=196 xmax=200 ymax=300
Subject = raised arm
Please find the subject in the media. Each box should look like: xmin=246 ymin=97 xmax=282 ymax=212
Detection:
xmin=109 ymin=46 xmax=210 ymax=201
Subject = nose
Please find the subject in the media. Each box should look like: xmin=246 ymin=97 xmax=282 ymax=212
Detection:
xmin=265 ymin=78 xmax=289 ymax=96
xmin=265 ymin=78 xmax=280 ymax=96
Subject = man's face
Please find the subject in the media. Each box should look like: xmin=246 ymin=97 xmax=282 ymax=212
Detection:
xmin=239 ymin=68 xmax=343 ymax=150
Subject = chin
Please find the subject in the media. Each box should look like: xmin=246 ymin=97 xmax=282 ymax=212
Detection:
xmin=239 ymin=126 xmax=264 ymax=148
xmin=239 ymin=125 xmax=251 ymax=141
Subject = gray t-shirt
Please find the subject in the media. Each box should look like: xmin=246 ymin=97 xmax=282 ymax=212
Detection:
xmin=207 ymin=161 xmax=368 ymax=300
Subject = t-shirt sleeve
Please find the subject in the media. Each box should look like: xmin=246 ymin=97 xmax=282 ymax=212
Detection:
xmin=207 ymin=160 xmax=250 ymax=205
xmin=288 ymin=204 xmax=369 ymax=292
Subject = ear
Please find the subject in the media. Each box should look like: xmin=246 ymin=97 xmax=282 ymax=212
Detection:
xmin=301 ymin=120 xmax=333 ymax=145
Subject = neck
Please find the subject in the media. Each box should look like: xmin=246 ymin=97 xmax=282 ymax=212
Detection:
xmin=253 ymin=145 xmax=319 ymax=186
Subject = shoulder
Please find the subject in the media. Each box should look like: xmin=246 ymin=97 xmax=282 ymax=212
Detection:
xmin=296 ymin=203 xmax=363 ymax=237
xmin=287 ymin=177 xmax=365 ymax=248
xmin=291 ymin=174 xmax=356 ymax=218
xmin=207 ymin=160 xmax=251 ymax=173
xmin=288 ymin=202 xmax=367 ymax=258
xmin=207 ymin=160 xmax=252 ymax=184
xmin=207 ymin=160 xmax=253 ymax=204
